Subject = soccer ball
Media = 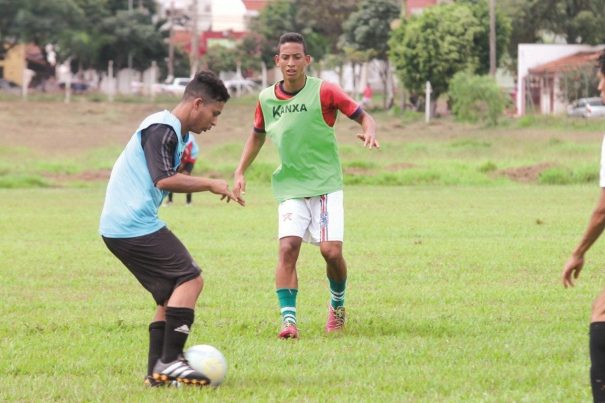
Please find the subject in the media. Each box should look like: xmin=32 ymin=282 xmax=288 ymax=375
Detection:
xmin=184 ymin=344 xmax=227 ymax=386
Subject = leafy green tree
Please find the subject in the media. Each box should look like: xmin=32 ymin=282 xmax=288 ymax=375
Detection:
xmin=204 ymin=45 xmax=238 ymax=74
xmin=342 ymin=0 xmax=399 ymax=61
xmin=248 ymin=0 xmax=298 ymax=63
xmin=457 ymin=0 xmax=512 ymax=75
xmin=1 ymin=0 xmax=166 ymax=76
xmin=541 ymin=0 xmax=605 ymax=44
xmin=342 ymin=0 xmax=400 ymax=107
xmin=500 ymin=0 xmax=605 ymax=65
xmin=296 ymin=0 xmax=358 ymax=54
xmin=235 ymin=32 xmax=272 ymax=72
xmin=105 ymin=0 xmax=157 ymax=13
xmin=247 ymin=0 xmax=331 ymax=63
xmin=389 ymin=2 xmax=481 ymax=101
xmin=95 ymin=9 xmax=166 ymax=71
xmin=57 ymin=31 xmax=103 ymax=71
xmin=0 ymin=0 xmax=83 ymax=59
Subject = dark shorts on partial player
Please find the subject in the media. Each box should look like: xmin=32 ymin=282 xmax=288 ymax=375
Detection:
xmin=102 ymin=226 xmax=201 ymax=305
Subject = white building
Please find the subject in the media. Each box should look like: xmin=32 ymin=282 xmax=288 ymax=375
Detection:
xmin=155 ymin=0 xmax=248 ymax=32
xmin=516 ymin=44 xmax=605 ymax=116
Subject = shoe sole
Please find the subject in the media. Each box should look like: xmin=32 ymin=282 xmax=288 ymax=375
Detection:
xmin=153 ymin=373 xmax=209 ymax=386
xmin=278 ymin=330 xmax=299 ymax=339
xmin=145 ymin=378 xmax=180 ymax=388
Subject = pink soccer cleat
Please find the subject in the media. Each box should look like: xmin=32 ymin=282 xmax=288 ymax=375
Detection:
xmin=326 ymin=306 xmax=346 ymax=333
xmin=278 ymin=322 xmax=299 ymax=339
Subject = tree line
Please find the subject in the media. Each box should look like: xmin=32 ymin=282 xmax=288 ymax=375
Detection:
xmin=2 ymin=0 xmax=604 ymax=106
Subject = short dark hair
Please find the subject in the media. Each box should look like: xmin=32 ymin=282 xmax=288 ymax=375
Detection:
xmin=599 ymin=50 xmax=605 ymax=75
xmin=183 ymin=70 xmax=230 ymax=103
xmin=277 ymin=32 xmax=307 ymax=55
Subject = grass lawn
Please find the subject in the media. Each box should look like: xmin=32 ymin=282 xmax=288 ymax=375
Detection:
xmin=1 ymin=184 xmax=603 ymax=401
xmin=1 ymin=97 xmax=605 ymax=401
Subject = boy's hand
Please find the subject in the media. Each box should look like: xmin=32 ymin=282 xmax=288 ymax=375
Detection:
xmin=210 ymin=179 xmax=245 ymax=206
xmin=562 ymin=255 xmax=584 ymax=288
xmin=357 ymin=133 xmax=380 ymax=149
xmin=233 ymin=172 xmax=246 ymax=201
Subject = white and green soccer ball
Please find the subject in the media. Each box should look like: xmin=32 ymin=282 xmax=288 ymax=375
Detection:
xmin=184 ymin=344 xmax=227 ymax=387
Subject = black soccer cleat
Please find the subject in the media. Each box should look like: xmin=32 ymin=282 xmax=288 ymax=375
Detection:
xmin=152 ymin=357 xmax=210 ymax=386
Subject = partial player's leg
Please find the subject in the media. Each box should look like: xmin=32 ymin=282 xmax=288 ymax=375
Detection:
xmin=184 ymin=165 xmax=193 ymax=205
xmin=308 ymin=191 xmax=347 ymax=333
xmin=275 ymin=198 xmax=310 ymax=339
xmin=103 ymin=228 xmax=209 ymax=386
xmin=321 ymin=241 xmax=347 ymax=333
xmin=276 ymin=236 xmax=302 ymax=339
xmin=153 ymin=275 xmax=211 ymax=386
xmin=144 ymin=306 xmax=167 ymax=387
xmin=591 ymin=290 xmax=605 ymax=401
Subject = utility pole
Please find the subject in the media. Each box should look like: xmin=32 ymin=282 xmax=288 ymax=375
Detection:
xmin=489 ymin=0 xmax=496 ymax=76
xmin=399 ymin=0 xmax=408 ymax=110
xmin=190 ymin=0 xmax=199 ymax=77
xmin=127 ymin=0 xmax=134 ymax=94
xmin=167 ymin=0 xmax=175 ymax=82
xmin=425 ymin=81 xmax=432 ymax=123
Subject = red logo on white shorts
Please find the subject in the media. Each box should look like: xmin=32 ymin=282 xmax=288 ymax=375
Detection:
xmin=282 ymin=213 xmax=293 ymax=221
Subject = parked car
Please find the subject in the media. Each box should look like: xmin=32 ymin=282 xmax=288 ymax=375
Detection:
xmin=58 ymin=81 xmax=90 ymax=93
xmin=567 ymin=97 xmax=605 ymax=118
xmin=223 ymin=78 xmax=260 ymax=96
xmin=0 ymin=78 xmax=20 ymax=94
xmin=157 ymin=77 xmax=190 ymax=96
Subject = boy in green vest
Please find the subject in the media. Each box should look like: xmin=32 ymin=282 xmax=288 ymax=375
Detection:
xmin=233 ymin=32 xmax=379 ymax=339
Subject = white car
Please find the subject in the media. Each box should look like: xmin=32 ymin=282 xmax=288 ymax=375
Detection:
xmin=223 ymin=78 xmax=260 ymax=96
xmin=567 ymin=97 xmax=605 ymax=118
xmin=157 ymin=77 xmax=190 ymax=96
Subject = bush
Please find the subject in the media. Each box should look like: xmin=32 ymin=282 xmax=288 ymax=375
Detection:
xmin=478 ymin=161 xmax=497 ymax=173
xmin=0 ymin=174 xmax=49 ymax=188
xmin=448 ymin=72 xmax=507 ymax=125
xmin=538 ymin=167 xmax=572 ymax=185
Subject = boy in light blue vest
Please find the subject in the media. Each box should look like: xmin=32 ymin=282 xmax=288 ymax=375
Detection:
xmin=99 ymin=71 xmax=244 ymax=387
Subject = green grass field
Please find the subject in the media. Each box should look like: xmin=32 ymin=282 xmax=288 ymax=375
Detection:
xmin=1 ymin=97 xmax=605 ymax=401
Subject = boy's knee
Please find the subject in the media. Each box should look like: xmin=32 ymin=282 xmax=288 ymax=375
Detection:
xmin=320 ymin=244 xmax=343 ymax=263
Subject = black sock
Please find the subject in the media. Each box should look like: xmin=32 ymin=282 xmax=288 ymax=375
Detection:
xmin=147 ymin=321 xmax=165 ymax=376
xmin=591 ymin=322 xmax=605 ymax=402
xmin=162 ymin=307 xmax=194 ymax=363
xmin=186 ymin=193 xmax=192 ymax=204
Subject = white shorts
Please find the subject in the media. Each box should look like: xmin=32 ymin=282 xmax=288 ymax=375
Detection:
xmin=278 ymin=190 xmax=344 ymax=245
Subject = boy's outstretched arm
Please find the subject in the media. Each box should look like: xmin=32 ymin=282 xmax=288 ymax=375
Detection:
xmin=233 ymin=131 xmax=266 ymax=199
xmin=157 ymin=174 xmax=244 ymax=206
xmin=562 ymin=188 xmax=605 ymax=287
xmin=355 ymin=111 xmax=379 ymax=149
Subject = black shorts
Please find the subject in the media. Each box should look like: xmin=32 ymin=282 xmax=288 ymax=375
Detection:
xmin=102 ymin=227 xmax=201 ymax=305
